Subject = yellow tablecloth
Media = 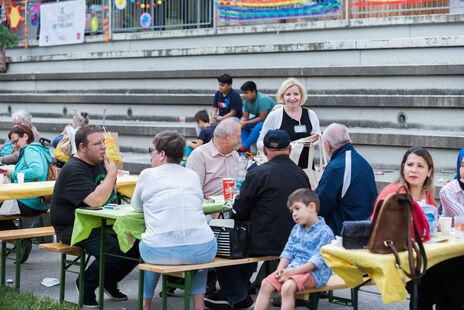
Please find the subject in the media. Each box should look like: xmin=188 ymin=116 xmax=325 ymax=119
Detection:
xmin=0 ymin=175 xmax=138 ymax=202
xmin=321 ymin=237 xmax=464 ymax=304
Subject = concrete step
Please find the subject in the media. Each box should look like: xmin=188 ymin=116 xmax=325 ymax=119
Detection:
xmin=0 ymin=116 xmax=462 ymax=172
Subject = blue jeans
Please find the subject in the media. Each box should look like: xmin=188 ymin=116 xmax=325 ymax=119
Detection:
xmin=76 ymin=228 xmax=140 ymax=298
xmin=241 ymin=118 xmax=264 ymax=150
xmin=216 ymin=263 xmax=257 ymax=304
xmin=139 ymin=238 xmax=217 ymax=298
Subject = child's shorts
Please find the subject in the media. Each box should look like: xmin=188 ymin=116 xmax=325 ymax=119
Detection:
xmin=264 ymin=271 xmax=316 ymax=293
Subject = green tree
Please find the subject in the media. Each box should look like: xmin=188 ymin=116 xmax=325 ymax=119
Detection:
xmin=0 ymin=24 xmax=17 ymax=50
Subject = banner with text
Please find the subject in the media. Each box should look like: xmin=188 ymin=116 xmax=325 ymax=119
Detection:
xmin=39 ymin=0 xmax=85 ymax=46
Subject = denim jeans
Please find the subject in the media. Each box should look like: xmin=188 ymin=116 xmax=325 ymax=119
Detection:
xmin=76 ymin=228 xmax=140 ymax=298
xmin=240 ymin=118 xmax=264 ymax=150
xmin=139 ymin=238 xmax=217 ymax=298
xmin=216 ymin=263 xmax=257 ymax=304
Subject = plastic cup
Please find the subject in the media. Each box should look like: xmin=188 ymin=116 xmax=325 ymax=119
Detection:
xmin=438 ymin=216 xmax=452 ymax=235
xmin=454 ymin=216 xmax=464 ymax=238
xmin=17 ymin=173 xmax=24 ymax=184
xmin=0 ymin=174 xmax=3 ymax=184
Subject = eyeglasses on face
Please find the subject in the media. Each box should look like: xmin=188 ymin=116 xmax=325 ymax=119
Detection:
xmin=81 ymin=112 xmax=89 ymax=118
xmin=11 ymin=137 xmax=21 ymax=145
xmin=148 ymin=147 xmax=154 ymax=154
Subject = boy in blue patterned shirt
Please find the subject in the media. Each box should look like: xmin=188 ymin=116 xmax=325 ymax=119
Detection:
xmin=255 ymin=188 xmax=334 ymax=310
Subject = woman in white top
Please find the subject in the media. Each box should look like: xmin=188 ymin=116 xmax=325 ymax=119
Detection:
xmin=132 ymin=131 xmax=217 ymax=310
xmin=257 ymin=78 xmax=321 ymax=168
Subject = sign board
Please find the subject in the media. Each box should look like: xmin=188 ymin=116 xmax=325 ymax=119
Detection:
xmin=39 ymin=0 xmax=85 ymax=47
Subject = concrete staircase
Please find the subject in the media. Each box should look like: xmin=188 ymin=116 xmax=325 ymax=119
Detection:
xmin=0 ymin=14 xmax=463 ymax=181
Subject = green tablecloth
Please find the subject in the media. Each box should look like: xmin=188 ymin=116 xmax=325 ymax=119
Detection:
xmin=71 ymin=196 xmax=226 ymax=252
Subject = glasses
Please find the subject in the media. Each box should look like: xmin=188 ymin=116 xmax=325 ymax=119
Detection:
xmin=80 ymin=112 xmax=89 ymax=118
xmin=11 ymin=137 xmax=20 ymax=145
xmin=148 ymin=147 xmax=154 ymax=154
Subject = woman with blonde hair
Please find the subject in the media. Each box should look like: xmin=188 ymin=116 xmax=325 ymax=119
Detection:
xmin=257 ymin=78 xmax=320 ymax=168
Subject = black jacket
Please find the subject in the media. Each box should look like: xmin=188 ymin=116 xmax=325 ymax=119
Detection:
xmin=233 ymin=155 xmax=310 ymax=256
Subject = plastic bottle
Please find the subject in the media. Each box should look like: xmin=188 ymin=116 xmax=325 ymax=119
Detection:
xmin=236 ymin=153 xmax=248 ymax=193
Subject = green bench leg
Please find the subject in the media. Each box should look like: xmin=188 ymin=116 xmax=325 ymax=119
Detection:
xmin=184 ymin=272 xmax=192 ymax=310
xmin=138 ymin=268 xmax=144 ymax=310
xmin=59 ymin=253 xmax=66 ymax=303
xmin=1 ymin=242 xmax=6 ymax=286
xmin=161 ymin=274 xmax=168 ymax=310
xmin=15 ymin=239 xmax=21 ymax=289
xmin=328 ymin=287 xmax=359 ymax=309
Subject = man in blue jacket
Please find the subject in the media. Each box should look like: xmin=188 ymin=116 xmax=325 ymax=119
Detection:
xmin=316 ymin=123 xmax=377 ymax=236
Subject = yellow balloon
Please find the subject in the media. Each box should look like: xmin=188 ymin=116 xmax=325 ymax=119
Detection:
xmin=141 ymin=3 xmax=145 ymax=8
xmin=157 ymin=0 xmax=162 ymax=4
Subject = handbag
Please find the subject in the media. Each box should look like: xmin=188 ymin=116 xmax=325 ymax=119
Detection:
xmin=341 ymin=220 xmax=371 ymax=249
xmin=367 ymin=185 xmax=427 ymax=283
xmin=209 ymin=208 xmax=250 ymax=259
xmin=290 ymin=136 xmax=328 ymax=190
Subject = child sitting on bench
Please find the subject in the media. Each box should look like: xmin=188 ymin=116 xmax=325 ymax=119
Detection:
xmin=254 ymin=188 xmax=334 ymax=310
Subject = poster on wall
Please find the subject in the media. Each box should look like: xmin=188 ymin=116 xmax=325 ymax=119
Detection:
xmin=39 ymin=0 xmax=85 ymax=46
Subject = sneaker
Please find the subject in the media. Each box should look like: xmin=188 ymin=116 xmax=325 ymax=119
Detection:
xmin=204 ymin=291 xmax=232 ymax=310
xmin=104 ymin=284 xmax=128 ymax=301
xmin=270 ymin=294 xmax=281 ymax=307
xmin=75 ymin=278 xmax=99 ymax=309
xmin=19 ymin=239 xmax=32 ymax=264
xmin=232 ymin=295 xmax=254 ymax=309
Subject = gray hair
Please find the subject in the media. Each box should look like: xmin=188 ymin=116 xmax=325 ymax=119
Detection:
xmin=12 ymin=109 xmax=32 ymax=124
xmin=323 ymin=123 xmax=351 ymax=147
xmin=214 ymin=117 xmax=240 ymax=138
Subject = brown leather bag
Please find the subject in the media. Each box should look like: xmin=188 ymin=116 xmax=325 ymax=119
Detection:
xmin=367 ymin=185 xmax=427 ymax=283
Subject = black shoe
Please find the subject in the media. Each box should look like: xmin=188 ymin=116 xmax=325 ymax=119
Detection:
xmin=204 ymin=291 xmax=232 ymax=310
xmin=75 ymin=278 xmax=99 ymax=309
xmin=233 ymin=295 xmax=254 ymax=309
xmin=20 ymin=239 xmax=32 ymax=264
xmin=104 ymin=284 xmax=128 ymax=301
xmin=319 ymin=291 xmax=329 ymax=299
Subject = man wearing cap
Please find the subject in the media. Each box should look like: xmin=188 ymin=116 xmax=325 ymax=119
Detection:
xmin=205 ymin=129 xmax=310 ymax=310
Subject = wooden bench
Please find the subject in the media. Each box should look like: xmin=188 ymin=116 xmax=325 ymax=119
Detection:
xmin=39 ymin=242 xmax=88 ymax=307
xmin=0 ymin=210 xmax=51 ymax=244
xmin=294 ymin=274 xmax=373 ymax=310
xmin=139 ymin=256 xmax=279 ymax=310
xmin=0 ymin=226 xmax=55 ymax=289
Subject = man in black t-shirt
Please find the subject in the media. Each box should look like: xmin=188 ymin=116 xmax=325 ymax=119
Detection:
xmin=51 ymin=125 xmax=139 ymax=308
xmin=211 ymin=73 xmax=243 ymax=123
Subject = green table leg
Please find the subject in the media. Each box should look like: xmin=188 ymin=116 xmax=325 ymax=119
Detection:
xmin=79 ymin=253 xmax=85 ymax=308
xmin=98 ymin=219 xmax=106 ymax=310
xmin=309 ymin=292 xmax=320 ymax=310
xmin=15 ymin=239 xmax=21 ymax=289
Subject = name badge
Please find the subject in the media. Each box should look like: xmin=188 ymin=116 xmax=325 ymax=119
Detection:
xmin=294 ymin=125 xmax=307 ymax=133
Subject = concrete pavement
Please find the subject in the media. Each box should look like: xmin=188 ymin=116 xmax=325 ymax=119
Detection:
xmin=4 ymin=242 xmax=410 ymax=309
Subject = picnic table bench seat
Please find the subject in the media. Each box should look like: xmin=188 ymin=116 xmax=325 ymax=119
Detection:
xmin=0 ymin=226 xmax=56 ymax=289
xmin=138 ymin=256 xmax=279 ymax=310
xmin=39 ymin=242 xmax=88 ymax=307
xmin=294 ymin=274 xmax=373 ymax=310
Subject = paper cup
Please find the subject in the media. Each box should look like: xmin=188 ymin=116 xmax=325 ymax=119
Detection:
xmin=17 ymin=173 xmax=24 ymax=184
xmin=439 ymin=216 xmax=452 ymax=235
xmin=454 ymin=216 xmax=464 ymax=238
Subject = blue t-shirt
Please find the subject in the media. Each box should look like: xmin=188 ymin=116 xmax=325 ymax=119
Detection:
xmin=198 ymin=124 xmax=216 ymax=144
xmin=213 ymin=89 xmax=243 ymax=119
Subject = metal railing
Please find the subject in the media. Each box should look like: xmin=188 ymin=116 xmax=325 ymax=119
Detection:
xmin=0 ymin=0 xmax=463 ymax=46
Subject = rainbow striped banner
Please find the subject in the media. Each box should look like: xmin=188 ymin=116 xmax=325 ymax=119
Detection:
xmin=352 ymin=0 xmax=435 ymax=5
xmin=218 ymin=0 xmax=343 ymax=20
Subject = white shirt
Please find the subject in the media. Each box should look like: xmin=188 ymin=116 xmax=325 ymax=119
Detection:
xmin=131 ymin=163 xmax=214 ymax=248
xmin=257 ymin=107 xmax=321 ymax=150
